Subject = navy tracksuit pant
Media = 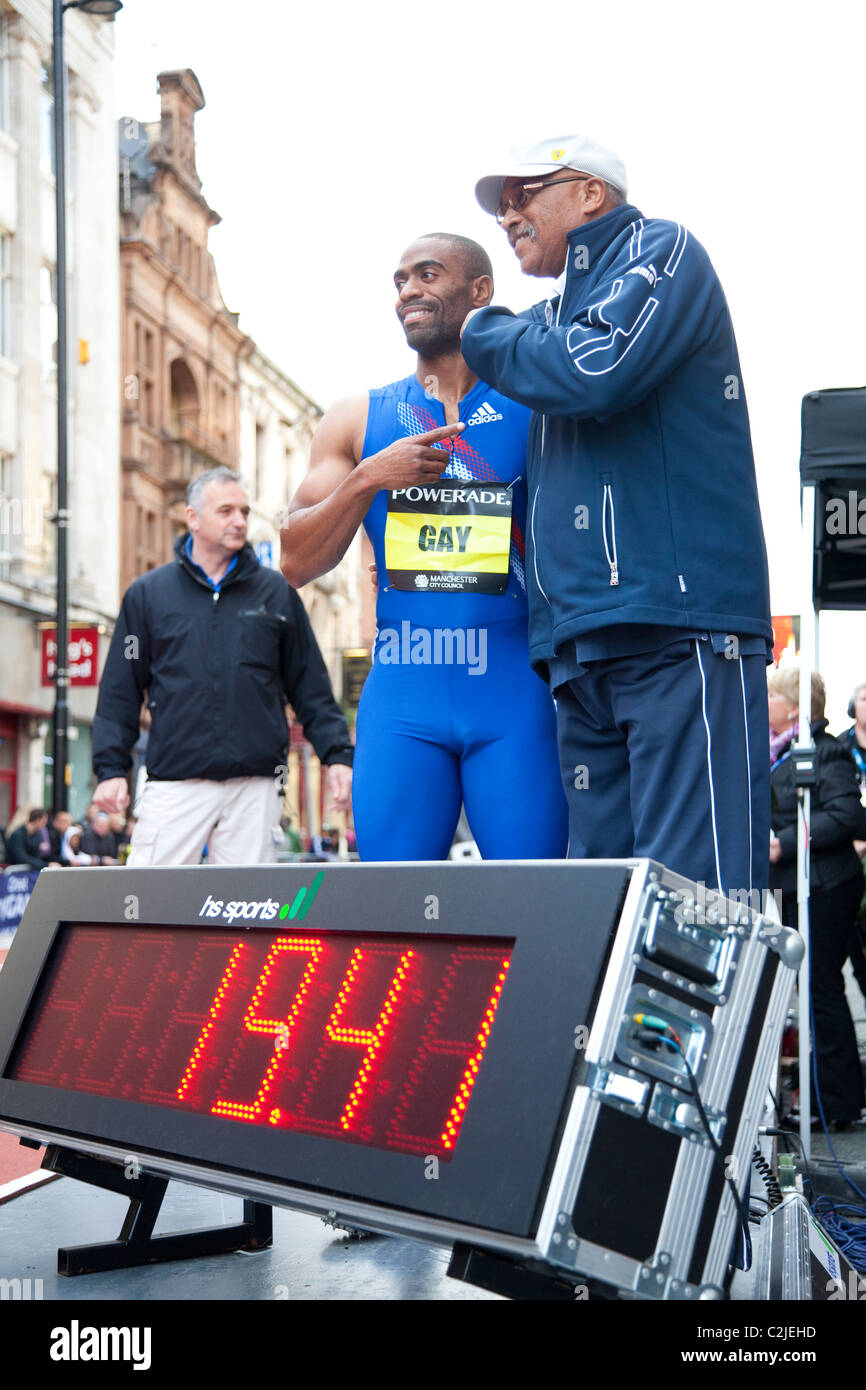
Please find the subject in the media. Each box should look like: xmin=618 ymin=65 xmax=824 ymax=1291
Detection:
xmin=553 ymin=636 xmax=770 ymax=895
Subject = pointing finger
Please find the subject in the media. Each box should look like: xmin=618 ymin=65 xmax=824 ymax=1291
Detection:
xmin=415 ymin=422 xmax=465 ymax=444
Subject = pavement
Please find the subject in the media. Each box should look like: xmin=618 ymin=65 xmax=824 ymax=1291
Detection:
xmin=0 ymin=1174 xmax=500 ymax=1301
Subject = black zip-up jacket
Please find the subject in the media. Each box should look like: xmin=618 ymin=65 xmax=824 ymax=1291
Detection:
xmin=769 ymin=720 xmax=863 ymax=896
xmin=4 ymin=826 xmax=46 ymax=870
xmin=93 ymin=538 xmax=353 ymax=783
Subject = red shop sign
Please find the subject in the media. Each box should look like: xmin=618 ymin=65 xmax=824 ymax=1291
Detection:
xmin=41 ymin=625 xmax=99 ymax=686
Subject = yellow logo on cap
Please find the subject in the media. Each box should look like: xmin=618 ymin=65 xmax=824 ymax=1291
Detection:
xmin=551 ymin=148 xmax=565 ymax=160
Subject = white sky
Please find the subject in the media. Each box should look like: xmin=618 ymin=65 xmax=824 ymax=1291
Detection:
xmin=113 ymin=0 xmax=866 ymax=729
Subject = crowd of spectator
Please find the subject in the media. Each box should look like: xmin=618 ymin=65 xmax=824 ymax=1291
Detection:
xmin=1 ymin=805 xmax=359 ymax=870
xmin=274 ymin=816 xmax=357 ymax=862
xmin=1 ymin=803 xmax=135 ymax=869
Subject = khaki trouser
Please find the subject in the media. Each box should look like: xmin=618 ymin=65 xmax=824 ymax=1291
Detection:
xmin=127 ymin=777 xmax=280 ymax=866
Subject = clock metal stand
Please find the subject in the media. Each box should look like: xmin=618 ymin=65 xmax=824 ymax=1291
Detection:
xmin=32 ymin=1141 xmax=272 ymax=1275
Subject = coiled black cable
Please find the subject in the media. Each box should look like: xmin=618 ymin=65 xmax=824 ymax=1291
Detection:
xmin=751 ymin=1144 xmax=783 ymax=1208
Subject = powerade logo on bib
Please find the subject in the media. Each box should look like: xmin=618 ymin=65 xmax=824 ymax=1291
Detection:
xmin=384 ymin=482 xmax=513 ymax=593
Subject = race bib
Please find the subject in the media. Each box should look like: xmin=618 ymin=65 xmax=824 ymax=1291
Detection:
xmin=384 ymin=482 xmax=513 ymax=593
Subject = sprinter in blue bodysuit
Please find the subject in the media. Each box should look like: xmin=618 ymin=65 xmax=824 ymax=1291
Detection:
xmin=281 ymin=233 xmax=566 ymax=861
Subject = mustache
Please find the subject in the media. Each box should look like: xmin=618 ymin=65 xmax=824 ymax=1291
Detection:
xmin=509 ymin=223 xmax=537 ymax=249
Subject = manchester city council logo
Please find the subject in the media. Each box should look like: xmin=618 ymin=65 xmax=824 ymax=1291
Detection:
xmin=415 ymin=574 xmax=429 ymax=588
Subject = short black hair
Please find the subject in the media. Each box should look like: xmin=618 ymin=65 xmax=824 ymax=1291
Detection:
xmin=417 ymin=233 xmax=493 ymax=285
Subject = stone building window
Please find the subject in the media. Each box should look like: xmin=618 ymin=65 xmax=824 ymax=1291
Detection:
xmin=137 ymin=505 xmax=160 ymax=574
xmin=255 ymin=422 xmax=265 ymax=499
xmin=40 ymin=67 xmax=56 ymax=175
xmin=40 ymin=264 xmax=57 ymax=382
xmin=41 ymin=472 xmax=56 ymax=568
xmin=134 ymin=320 xmax=157 ymax=427
xmin=0 ymin=232 xmax=10 ymax=357
xmin=0 ymin=451 xmax=12 ymax=579
xmin=170 ymin=358 xmax=199 ymax=441
xmin=160 ymin=218 xmax=173 ymax=263
xmin=0 ymin=18 xmax=8 ymax=134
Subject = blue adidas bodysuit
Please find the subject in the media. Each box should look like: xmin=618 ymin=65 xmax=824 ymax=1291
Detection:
xmin=353 ymin=374 xmax=567 ymax=860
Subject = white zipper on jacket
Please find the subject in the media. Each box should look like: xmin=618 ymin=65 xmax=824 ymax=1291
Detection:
xmin=602 ymin=482 xmax=620 ymax=586
xmin=530 ymin=487 xmax=550 ymax=604
xmin=531 ymin=281 xmax=566 ymax=609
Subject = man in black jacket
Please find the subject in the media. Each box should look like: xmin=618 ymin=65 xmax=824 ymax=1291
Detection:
xmin=81 ymin=811 xmax=118 ymax=865
xmin=92 ymin=468 xmax=353 ymax=865
xmin=5 ymin=808 xmax=50 ymax=869
xmin=46 ymin=809 xmax=72 ymax=865
xmin=768 ymin=666 xmax=865 ymax=1126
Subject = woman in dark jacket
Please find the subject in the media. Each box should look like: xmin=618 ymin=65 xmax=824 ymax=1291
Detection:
xmin=840 ymin=680 xmax=866 ymax=796
xmin=768 ymin=666 xmax=865 ymax=1127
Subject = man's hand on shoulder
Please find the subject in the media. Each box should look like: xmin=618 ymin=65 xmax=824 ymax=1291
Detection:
xmin=93 ymin=777 xmax=130 ymax=816
xmin=325 ymin=763 xmax=353 ymax=814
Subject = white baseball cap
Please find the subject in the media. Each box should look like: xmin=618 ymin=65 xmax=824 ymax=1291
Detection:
xmin=475 ymin=135 xmax=628 ymax=215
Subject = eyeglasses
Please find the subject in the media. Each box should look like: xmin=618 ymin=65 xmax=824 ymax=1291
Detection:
xmin=495 ymin=175 xmax=591 ymax=224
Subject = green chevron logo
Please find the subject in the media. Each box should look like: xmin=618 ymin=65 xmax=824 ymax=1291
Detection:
xmin=279 ymin=871 xmax=325 ymax=921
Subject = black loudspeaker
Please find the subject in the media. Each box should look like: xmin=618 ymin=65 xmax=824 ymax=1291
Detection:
xmin=801 ymin=388 xmax=866 ymax=610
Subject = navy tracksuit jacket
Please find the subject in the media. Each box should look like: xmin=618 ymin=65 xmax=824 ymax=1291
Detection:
xmin=462 ymin=203 xmax=772 ymax=894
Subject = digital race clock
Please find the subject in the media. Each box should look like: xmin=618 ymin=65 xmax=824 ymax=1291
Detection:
xmin=0 ymin=862 xmax=630 ymax=1241
xmin=0 ymin=860 xmax=798 ymax=1296
xmin=8 ymin=920 xmax=512 ymax=1160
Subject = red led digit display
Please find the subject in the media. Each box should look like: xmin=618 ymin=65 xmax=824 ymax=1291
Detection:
xmin=6 ymin=925 xmax=513 ymax=1160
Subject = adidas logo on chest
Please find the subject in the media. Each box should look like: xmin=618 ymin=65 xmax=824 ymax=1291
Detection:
xmin=466 ymin=400 xmax=504 ymax=426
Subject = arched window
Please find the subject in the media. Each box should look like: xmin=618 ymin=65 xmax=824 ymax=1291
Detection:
xmin=169 ymin=359 xmax=199 ymax=439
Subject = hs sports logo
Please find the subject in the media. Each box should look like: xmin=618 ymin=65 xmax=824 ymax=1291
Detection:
xmin=199 ymin=871 xmax=324 ymax=924
xmin=466 ymin=400 xmax=503 ymax=426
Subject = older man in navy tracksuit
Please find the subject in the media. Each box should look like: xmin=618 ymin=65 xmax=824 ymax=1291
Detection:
xmin=461 ymin=135 xmax=772 ymax=897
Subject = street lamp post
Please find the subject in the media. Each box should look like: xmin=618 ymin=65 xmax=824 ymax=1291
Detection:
xmin=50 ymin=0 xmax=121 ymax=813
